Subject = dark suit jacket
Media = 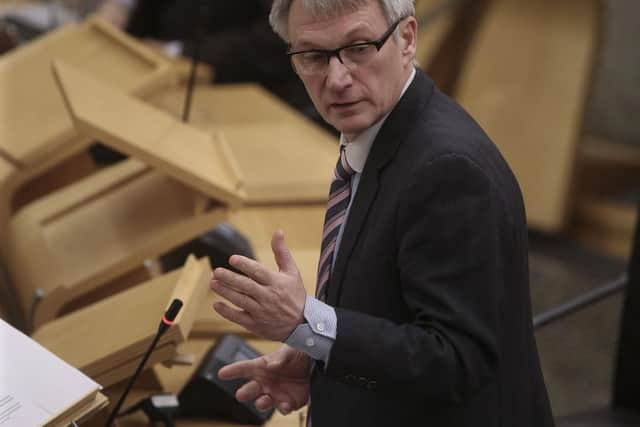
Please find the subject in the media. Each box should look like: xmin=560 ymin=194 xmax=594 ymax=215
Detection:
xmin=310 ymin=70 xmax=554 ymax=426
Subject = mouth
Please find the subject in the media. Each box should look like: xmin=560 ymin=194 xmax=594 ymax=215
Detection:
xmin=329 ymin=100 xmax=361 ymax=110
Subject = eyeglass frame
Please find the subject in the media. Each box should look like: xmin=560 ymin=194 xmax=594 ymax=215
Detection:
xmin=286 ymin=17 xmax=406 ymax=75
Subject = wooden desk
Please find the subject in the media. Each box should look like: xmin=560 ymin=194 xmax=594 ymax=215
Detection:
xmin=147 ymin=82 xmax=339 ymax=204
xmin=0 ymin=16 xmax=172 ymax=167
xmin=6 ymin=160 xmax=227 ymax=328
xmin=0 ymin=16 xmax=175 ymax=256
xmin=33 ymin=257 xmax=212 ymax=388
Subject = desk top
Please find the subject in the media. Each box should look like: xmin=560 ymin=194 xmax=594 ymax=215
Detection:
xmin=0 ymin=16 xmax=172 ymax=166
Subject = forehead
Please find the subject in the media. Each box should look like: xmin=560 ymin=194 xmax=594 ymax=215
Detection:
xmin=288 ymin=0 xmax=388 ymax=47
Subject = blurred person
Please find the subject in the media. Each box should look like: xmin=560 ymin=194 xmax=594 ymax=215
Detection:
xmin=210 ymin=0 xmax=554 ymax=426
xmin=97 ymin=0 xmax=324 ymax=126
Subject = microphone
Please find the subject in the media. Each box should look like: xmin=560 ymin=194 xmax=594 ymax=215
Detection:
xmin=105 ymin=298 xmax=183 ymax=427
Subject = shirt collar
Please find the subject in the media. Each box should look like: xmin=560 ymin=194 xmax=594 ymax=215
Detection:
xmin=339 ymin=67 xmax=416 ymax=173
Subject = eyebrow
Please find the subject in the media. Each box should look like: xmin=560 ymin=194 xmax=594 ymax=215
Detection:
xmin=292 ymin=23 xmax=376 ymax=50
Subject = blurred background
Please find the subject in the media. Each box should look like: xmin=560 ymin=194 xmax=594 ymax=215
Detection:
xmin=0 ymin=0 xmax=638 ymax=424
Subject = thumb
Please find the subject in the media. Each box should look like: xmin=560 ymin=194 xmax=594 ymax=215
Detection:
xmin=271 ymin=229 xmax=296 ymax=274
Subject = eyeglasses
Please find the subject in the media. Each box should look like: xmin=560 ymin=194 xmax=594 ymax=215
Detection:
xmin=287 ymin=18 xmax=404 ymax=76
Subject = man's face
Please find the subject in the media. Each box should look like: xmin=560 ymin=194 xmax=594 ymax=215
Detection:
xmin=288 ymin=0 xmax=416 ymax=139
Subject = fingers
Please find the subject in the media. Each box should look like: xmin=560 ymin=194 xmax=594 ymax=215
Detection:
xmin=278 ymin=402 xmax=292 ymax=415
xmin=228 ymin=255 xmax=278 ymax=285
xmin=217 ymin=358 xmax=260 ymax=380
xmin=213 ymin=301 xmax=254 ymax=330
xmin=271 ymin=229 xmax=297 ymax=274
xmin=211 ymin=279 xmax=261 ymax=313
xmin=236 ymin=380 xmax=263 ymax=402
xmin=212 ymin=268 xmax=267 ymax=301
xmin=255 ymin=394 xmax=274 ymax=412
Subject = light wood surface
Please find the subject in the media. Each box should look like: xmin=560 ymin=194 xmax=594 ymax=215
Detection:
xmin=192 ymin=204 xmax=325 ymax=337
xmin=0 ymin=134 xmax=94 ymax=256
xmin=33 ymin=257 xmax=212 ymax=388
xmin=415 ymin=0 xmax=458 ymax=68
xmin=0 ymin=16 xmax=173 ymax=166
xmin=218 ymin=124 xmax=335 ymax=204
xmin=455 ymin=0 xmax=598 ymax=232
xmin=53 ymin=60 xmax=246 ymax=209
xmin=0 ymin=155 xmax=16 ymax=193
xmin=147 ymin=82 xmax=320 ymax=128
xmin=0 ymin=16 xmax=176 ymax=257
xmin=5 ymin=159 xmax=227 ymax=328
xmin=147 ymin=82 xmax=339 ymax=204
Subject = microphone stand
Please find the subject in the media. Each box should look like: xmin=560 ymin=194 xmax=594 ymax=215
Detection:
xmin=182 ymin=3 xmax=209 ymax=123
xmin=105 ymin=299 xmax=183 ymax=427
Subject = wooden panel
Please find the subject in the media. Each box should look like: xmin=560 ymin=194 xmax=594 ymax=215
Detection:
xmin=148 ymin=82 xmax=339 ymax=204
xmin=455 ymin=0 xmax=598 ymax=231
xmin=0 ymin=16 xmax=173 ymax=165
xmin=6 ymin=160 xmax=227 ymax=328
xmin=415 ymin=0 xmax=458 ymax=68
xmin=219 ymin=123 xmax=335 ymax=203
xmin=53 ymin=60 xmax=245 ymax=208
xmin=33 ymin=256 xmax=212 ymax=388
xmin=147 ymin=83 xmax=319 ymax=127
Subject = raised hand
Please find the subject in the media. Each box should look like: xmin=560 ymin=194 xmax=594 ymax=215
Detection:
xmin=218 ymin=345 xmax=311 ymax=414
xmin=210 ymin=229 xmax=307 ymax=342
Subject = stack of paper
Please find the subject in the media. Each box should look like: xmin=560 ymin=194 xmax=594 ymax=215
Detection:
xmin=0 ymin=319 xmax=105 ymax=427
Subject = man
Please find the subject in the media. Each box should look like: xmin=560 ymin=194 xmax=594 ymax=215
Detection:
xmin=210 ymin=0 xmax=555 ymax=426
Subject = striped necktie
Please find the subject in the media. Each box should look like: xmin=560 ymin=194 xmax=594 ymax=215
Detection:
xmin=315 ymin=146 xmax=355 ymax=301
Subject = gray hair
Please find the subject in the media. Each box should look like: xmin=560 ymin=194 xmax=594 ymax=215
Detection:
xmin=269 ymin=0 xmax=415 ymax=43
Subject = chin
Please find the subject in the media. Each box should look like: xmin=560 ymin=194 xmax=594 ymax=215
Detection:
xmin=330 ymin=115 xmax=374 ymax=137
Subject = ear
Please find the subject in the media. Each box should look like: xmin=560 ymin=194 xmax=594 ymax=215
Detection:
xmin=398 ymin=16 xmax=417 ymax=66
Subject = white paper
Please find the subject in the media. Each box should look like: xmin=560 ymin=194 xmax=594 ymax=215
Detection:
xmin=0 ymin=319 xmax=101 ymax=426
xmin=0 ymin=391 xmax=50 ymax=426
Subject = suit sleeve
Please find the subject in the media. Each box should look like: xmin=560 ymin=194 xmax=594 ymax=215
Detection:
xmin=323 ymin=153 xmax=506 ymax=404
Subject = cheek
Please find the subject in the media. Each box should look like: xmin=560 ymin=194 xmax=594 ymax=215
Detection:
xmin=301 ymin=79 xmax=326 ymax=108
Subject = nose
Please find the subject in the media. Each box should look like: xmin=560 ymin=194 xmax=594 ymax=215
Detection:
xmin=325 ymin=55 xmax=352 ymax=91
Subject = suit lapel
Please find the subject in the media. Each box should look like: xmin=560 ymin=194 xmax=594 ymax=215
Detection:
xmin=327 ymin=70 xmax=434 ymax=304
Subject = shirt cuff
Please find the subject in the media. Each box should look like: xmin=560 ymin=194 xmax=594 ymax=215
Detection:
xmin=284 ymin=295 xmax=337 ymax=364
